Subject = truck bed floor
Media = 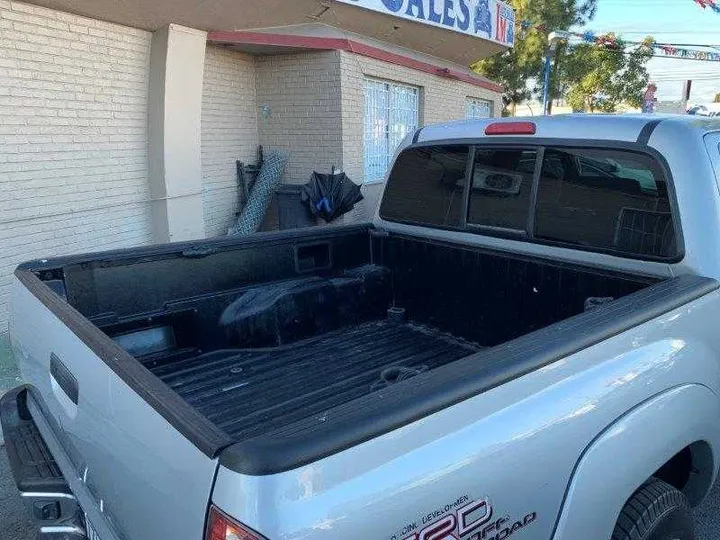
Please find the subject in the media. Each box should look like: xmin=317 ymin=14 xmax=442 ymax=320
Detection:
xmin=149 ymin=321 xmax=480 ymax=440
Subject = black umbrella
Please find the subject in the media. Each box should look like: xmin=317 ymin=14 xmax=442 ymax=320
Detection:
xmin=301 ymin=171 xmax=364 ymax=223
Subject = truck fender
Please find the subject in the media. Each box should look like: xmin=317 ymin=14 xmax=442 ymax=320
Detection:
xmin=551 ymin=384 xmax=720 ymax=540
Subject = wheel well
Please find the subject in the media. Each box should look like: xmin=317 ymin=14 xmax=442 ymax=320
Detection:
xmin=652 ymin=440 xmax=714 ymax=506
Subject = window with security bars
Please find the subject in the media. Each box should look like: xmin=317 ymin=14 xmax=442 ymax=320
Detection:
xmin=364 ymin=78 xmax=419 ymax=183
xmin=466 ymin=98 xmax=493 ymax=119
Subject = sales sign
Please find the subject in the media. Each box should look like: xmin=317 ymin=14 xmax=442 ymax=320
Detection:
xmin=335 ymin=0 xmax=516 ymax=47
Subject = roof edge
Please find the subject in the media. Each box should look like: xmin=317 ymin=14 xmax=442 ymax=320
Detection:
xmin=208 ymin=31 xmax=504 ymax=94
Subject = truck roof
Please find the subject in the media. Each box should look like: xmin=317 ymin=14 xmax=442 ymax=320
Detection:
xmin=416 ymin=114 xmax=720 ymax=144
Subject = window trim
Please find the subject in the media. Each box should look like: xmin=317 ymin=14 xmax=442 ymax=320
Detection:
xmin=379 ymin=138 xmax=685 ymax=263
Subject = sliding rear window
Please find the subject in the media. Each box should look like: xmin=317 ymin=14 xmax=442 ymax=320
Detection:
xmin=535 ymin=148 xmax=678 ymax=259
xmin=468 ymin=148 xmax=537 ymax=230
xmin=379 ymin=145 xmax=469 ymax=228
xmin=380 ymin=144 xmax=679 ymax=260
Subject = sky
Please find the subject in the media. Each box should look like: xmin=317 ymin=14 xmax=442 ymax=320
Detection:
xmin=576 ymin=0 xmax=720 ymax=103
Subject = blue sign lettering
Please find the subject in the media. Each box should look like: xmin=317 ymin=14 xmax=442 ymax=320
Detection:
xmin=405 ymin=0 xmax=425 ymax=19
xmin=474 ymin=0 xmax=492 ymax=36
xmin=442 ymin=0 xmax=456 ymax=27
xmin=456 ymin=0 xmax=470 ymax=30
xmin=335 ymin=0 xmax=515 ymax=47
xmin=380 ymin=0 xmax=404 ymax=12
xmin=428 ymin=0 xmax=443 ymax=23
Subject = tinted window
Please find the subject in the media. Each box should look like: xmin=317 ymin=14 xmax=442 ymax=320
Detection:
xmin=380 ymin=146 xmax=469 ymax=227
xmin=468 ymin=149 xmax=537 ymax=230
xmin=535 ymin=148 xmax=677 ymax=258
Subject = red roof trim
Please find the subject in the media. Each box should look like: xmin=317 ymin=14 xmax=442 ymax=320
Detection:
xmin=208 ymin=31 xmax=503 ymax=94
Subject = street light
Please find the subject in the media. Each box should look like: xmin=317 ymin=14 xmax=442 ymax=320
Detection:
xmin=541 ymin=32 xmax=562 ymax=116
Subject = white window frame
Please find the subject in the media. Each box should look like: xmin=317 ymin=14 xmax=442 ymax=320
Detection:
xmin=364 ymin=78 xmax=420 ymax=184
xmin=466 ymin=97 xmax=493 ymax=119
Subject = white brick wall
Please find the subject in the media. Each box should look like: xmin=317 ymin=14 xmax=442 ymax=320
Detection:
xmin=201 ymin=45 xmax=259 ymax=237
xmin=0 ymin=1 xmax=153 ymax=330
xmin=255 ymin=51 xmax=344 ymax=185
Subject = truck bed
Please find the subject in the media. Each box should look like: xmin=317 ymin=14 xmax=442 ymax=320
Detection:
xmin=147 ymin=321 xmax=479 ymax=440
xmin=28 ymin=225 xmax=662 ymax=459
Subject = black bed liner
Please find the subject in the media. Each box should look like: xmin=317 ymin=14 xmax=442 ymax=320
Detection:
xmin=219 ymin=274 xmax=718 ymax=475
xmin=15 ymin=224 xmax=718 ymax=476
xmin=148 ymin=321 xmax=480 ymax=440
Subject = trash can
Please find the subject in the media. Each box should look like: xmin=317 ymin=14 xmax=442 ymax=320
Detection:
xmin=275 ymin=185 xmax=316 ymax=230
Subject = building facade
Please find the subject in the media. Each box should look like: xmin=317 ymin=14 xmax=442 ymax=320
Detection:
xmin=0 ymin=0 xmax=510 ymax=328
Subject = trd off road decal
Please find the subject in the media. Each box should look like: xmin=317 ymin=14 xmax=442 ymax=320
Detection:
xmin=390 ymin=496 xmax=537 ymax=540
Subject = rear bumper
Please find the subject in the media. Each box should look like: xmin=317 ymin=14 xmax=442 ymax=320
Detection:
xmin=1 ymin=386 xmax=86 ymax=539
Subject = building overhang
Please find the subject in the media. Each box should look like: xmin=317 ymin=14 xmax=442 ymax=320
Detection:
xmin=21 ymin=0 xmax=514 ymax=67
xmin=209 ymin=25 xmax=503 ymax=93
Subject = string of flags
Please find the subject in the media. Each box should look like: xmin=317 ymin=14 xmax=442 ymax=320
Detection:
xmin=518 ymin=20 xmax=546 ymax=33
xmin=694 ymin=0 xmax=720 ymax=13
xmin=657 ymin=45 xmax=720 ymax=61
xmin=551 ymin=30 xmax=651 ymax=50
xmin=550 ymin=30 xmax=720 ymax=63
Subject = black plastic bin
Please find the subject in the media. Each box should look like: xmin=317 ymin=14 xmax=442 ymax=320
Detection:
xmin=275 ymin=185 xmax=316 ymax=230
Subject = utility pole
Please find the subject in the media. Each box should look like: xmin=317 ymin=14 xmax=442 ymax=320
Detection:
xmin=542 ymin=33 xmax=562 ymax=115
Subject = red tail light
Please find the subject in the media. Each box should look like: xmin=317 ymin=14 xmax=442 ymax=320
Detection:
xmin=485 ymin=122 xmax=537 ymax=135
xmin=206 ymin=506 xmax=267 ymax=540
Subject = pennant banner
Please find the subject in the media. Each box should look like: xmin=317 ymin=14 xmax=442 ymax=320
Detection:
xmin=551 ymin=30 xmax=720 ymax=63
xmin=657 ymin=46 xmax=720 ymax=61
xmin=694 ymin=0 xmax=720 ymax=13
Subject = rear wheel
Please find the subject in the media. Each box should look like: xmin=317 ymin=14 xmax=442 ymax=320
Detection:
xmin=612 ymin=478 xmax=694 ymax=540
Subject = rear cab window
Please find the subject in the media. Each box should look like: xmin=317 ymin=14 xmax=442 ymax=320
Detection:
xmin=468 ymin=149 xmax=537 ymax=231
xmin=380 ymin=145 xmax=469 ymax=228
xmin=379 ymin=144 xmax=680 ymax=260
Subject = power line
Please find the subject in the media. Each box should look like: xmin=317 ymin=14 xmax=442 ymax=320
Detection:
xmin=652 ymin=77 xmax=720 ymax=81
xmin=653 ymin=43 xmax=720 ymax=47
xmin=585 ymin=30 xmax=719 ymax=35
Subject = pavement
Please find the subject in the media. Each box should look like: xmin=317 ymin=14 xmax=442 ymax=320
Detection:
xmin=0 ymin=449 xmax=34 ymax=540
xmin=0 ymin=334 xmax=21 ymax=448
xmin=0 ymin=335 xmax=20 ymax=404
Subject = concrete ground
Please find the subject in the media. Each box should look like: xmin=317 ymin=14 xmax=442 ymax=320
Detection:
xmin=0 ymin=335 xmax=21 ymax=448
xmin=0 ymin=335 xmax=21 ymax=406
xmin=0 ymin=449 xmax=35 ymax=540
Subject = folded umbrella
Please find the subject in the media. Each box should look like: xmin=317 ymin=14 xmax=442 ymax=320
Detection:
xmin=301 ymin=171 xmax=364 ymax=223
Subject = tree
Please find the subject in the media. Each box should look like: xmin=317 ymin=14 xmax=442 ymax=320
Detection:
xmin=560 ymin=37 xmax=654 ymax=112
xmin=472 ymin=0 xmax=598 ymax=113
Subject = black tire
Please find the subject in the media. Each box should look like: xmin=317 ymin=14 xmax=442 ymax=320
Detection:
xmin=612 ymin=478 xmax=694 ymax=540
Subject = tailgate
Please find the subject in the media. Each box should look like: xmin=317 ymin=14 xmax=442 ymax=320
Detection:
xmin=8 ymin=272 xmax=220 ymax=540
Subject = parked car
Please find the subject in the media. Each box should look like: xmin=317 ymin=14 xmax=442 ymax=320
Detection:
xmin=4 ymin=115 xmax=720 ymax=540
xmin=687 ymin=103 xmax=720 ymax=117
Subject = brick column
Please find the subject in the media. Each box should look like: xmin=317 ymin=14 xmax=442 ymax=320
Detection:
xmin=148 ymin=24 xmax=207 ymax=243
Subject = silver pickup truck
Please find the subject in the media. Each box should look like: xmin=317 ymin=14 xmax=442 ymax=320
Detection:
xmin=3 ymin=114 xmax=720 ymax=540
